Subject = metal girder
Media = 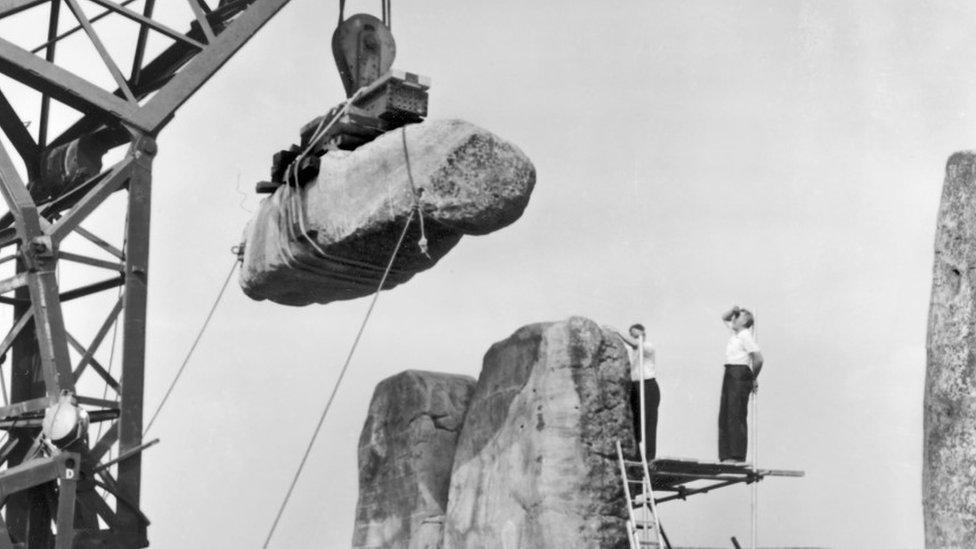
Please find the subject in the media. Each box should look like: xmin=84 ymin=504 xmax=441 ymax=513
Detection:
xmin=95 ymin=469 xmax=150 ymax=525
xmin=26 ymin=270 xmax=75 ymax=397
xmin=0 ymin=452 xmax=77 ymax=499
xmin=93 ymin=438 xmax=157 ymax=474
xmin=1 ymin=0 xmax=290 ymax=148
xmin=84 ymin=0 xmax=205 ymax=51
xmin=49 ymin=157 xmax=133 ymax=242
xmin=0 ymin=0 xmax=46 ymax=19
xmin=73 ymin=360 xmax=121 ymax=398
xmin=50 ymin=39 xmax=197 ymax=149
xmin=0 ymin=438 xmax=16 ymax=467
xmin=0 ymin=516 xmax=11 ymax=549
xmin=0 ymin=132 xmax=42 ymax=239
xmin=87 ymin=423 xmax=116 ymax=465
xmin=73 ymin=395 xmax=114 ymax=408
xmin=134 ymin=0 xmax=292 ymax=133
xmin=0 ymin=274 xmax=26 ymax=296
xmin=654 ymin=479 xmax=746 ymax=504
xmin=38 ymin=0 xmax=61 ymax=148
xmin=39 ymin=171 xmax=111 ymax=223
xmin=0 ymin=137 xmax=74 ymax=403
xmin=186 ymin=0 xmax=216 ymax=43
xmin=78 ymin=490 xmax=116 ymax=526
xmin=61 ymin=0 xmax=137 ymax=104
xmin=54 ymin=474 xmax=77 ymax=549
xmin=0 ymin=128 xmax=156 ymax=546
xmin=72 ymin=226 xmax=123 ymax=260
xmin=0 ymin=396 xmax=52 ymax=418
xmin=0 ymin=91 xmax=38 ymax=173
xmin=0 ymin=37 xmax=148 ymax=132
xmin=130 ymin=0 xmax=157 ymax=85
xmin=0 ymin=451 xmax=80 ymax=547
xmin=58 ymin=275 xmax=123 ymax=302
xmin=48 ymin=0 xmax=250 ymax=148
xmin=115 ymin=136 xmax=152 ymax=544
xmin=0 ymin=1 xmax=298 ymax=545
xmin=68 ymin=302 xmax=124 ymax=388
xmin=0 ymin=311 xmax=25 ymax=405
xmin=77 ymin=352 xmax=120 ymax=391
xmin=31 ymin=0 xmax=138 ymax=55
xmin=57 ymin=251 xmax=124 ymax=272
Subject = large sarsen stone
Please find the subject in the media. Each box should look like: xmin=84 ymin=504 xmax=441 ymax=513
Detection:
xmin=354 ymin=370 xmax=476 ymax=549
xmin=443 ymin=317 xmax=633 ymax=549
xmin=925 ymin=151 xmax=976 ymax=547
xmin=240 ymin=119 xmax=536 ymax=306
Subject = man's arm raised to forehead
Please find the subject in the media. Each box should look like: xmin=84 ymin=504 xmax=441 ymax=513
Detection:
xmin=721 ymin=305 xmax=741 ymax=323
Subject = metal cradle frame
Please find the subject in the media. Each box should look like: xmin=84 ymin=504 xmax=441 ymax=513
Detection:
xmin=0 ymin=0 xmax=294 ymax=545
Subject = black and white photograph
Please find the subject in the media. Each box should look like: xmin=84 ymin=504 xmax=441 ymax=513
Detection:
xmin=0 ymin=1 xmax=965 ymax=547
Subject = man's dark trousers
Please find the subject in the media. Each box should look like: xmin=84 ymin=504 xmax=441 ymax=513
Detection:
xmin=718 ymin=364 xmax=753 ymax=461
xmin=630 ymin=378 xmax=660 ymax=459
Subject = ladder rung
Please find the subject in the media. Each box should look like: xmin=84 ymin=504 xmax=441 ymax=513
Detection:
xmin=627 ymin=479 xmax=645 ymax=484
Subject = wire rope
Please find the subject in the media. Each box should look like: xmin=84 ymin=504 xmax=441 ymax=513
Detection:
xmin=143 ymin=259 xmax=238 ymax=435
xmin=261 ymin=208 xmax=415 ymax=549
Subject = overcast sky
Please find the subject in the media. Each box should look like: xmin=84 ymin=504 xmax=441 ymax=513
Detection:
xmin=1 ymin=0 xmax=971 ymax=547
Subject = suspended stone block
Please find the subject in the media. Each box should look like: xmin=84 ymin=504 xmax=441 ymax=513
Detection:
xmin=353 ymin=370 xmax=476 ymax=549
xmin=926 ymin=151 xmax=976 ymax=547
xmin=239 ymin=119 xmax=536 ymax=306
xmin=443 ymin=317 xmax=634 ymax=549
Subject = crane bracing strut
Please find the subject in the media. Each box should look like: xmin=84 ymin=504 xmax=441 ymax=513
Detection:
xmin=0 ymin=0 xmax=300 ymax=546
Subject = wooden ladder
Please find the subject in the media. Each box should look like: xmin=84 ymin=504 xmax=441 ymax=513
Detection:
xmin=616 ymin=440 xmax=669 ymax=549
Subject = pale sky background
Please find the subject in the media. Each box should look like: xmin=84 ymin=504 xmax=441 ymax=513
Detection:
xmin=0 ymin=0 xmax=969 ymax=547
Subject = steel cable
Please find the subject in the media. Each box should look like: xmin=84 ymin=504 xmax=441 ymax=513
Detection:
xmin=261 ymin=208 xmax=416 ymax=549
xmin=143 ymin=259 xmax=238 ymax=435
xmin=94 ymin=286 xmax=122 ymax=445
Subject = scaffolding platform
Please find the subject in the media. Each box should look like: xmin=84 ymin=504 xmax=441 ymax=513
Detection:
xmin=632 ymin=457 xmax=804 ymax=505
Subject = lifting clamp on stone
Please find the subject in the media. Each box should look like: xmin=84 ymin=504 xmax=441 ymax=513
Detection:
xmin=255 ymin=7 xmax=430 ymax=194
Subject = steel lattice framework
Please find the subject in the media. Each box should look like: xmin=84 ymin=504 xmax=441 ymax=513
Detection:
xmin=0 ymin=0 xmax=293 ymax=545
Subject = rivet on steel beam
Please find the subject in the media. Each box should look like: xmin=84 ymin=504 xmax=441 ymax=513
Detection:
xmin=138 ymin=139 xmax=157 ymax=156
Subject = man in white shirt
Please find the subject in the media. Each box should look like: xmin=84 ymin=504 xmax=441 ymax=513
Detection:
xmin=718 ymin=305 xmax=764 ymax=463
xmin=614 ymin=323 xmax=659 ymax=459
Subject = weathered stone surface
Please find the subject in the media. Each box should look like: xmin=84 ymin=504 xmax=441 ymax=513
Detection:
xmin=443 ymin=317 xmax=634 ymax=549
xmin=354 ymin=370 xmax=476 ymax=549
xmin=240 ymin=119 xmax=536 ymax=306
xmin=925 ymin=151 xmax=976 ymax=547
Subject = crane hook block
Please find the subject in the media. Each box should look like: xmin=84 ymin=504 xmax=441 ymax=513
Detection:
xmin=332 ymin=13 xmax=396 ymax=98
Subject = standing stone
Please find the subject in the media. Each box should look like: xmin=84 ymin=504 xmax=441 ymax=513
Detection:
xmin=354 ymin=370 xmax=476 ymax=549
xmin=443 ymin=317 xmax=634 ymax=549
xmin=926 ymin=151 xmax=976 ymax=546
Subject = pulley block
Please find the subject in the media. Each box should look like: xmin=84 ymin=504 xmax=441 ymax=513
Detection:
xmin=332 ymin=13 xmax=396 ymax=98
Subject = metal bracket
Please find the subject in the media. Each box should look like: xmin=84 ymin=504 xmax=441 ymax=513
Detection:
xmin=21 ymin=236 xmax=55 ymax=273
xmin=0 ymin=452 xmax=80 ymax=547
xmin=128 ymin=134 xmax=157 ymax=166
